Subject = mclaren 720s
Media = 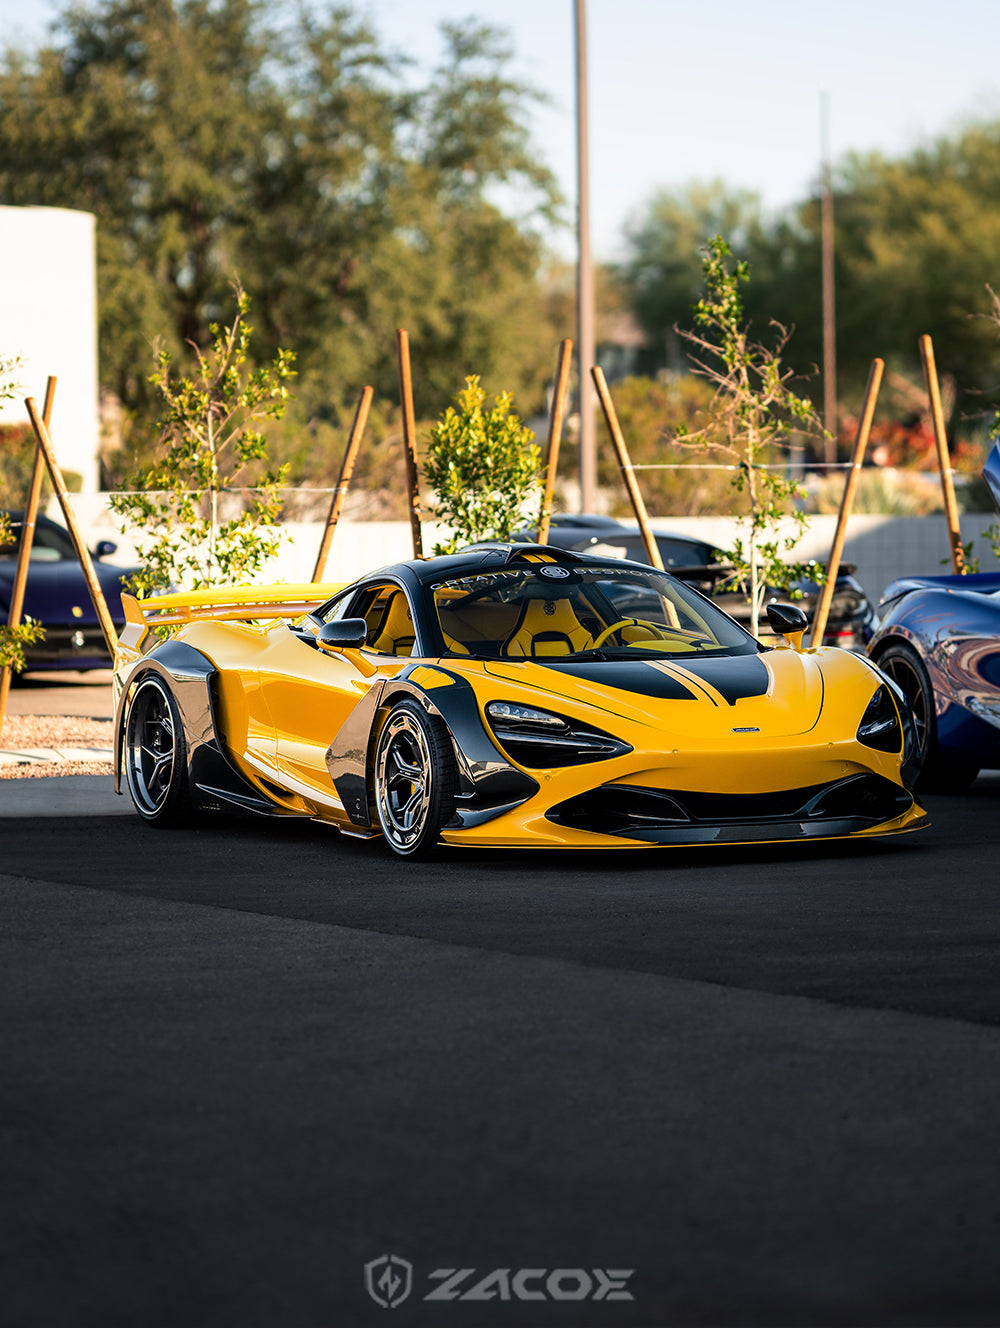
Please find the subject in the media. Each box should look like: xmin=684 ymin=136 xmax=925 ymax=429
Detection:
xmin=112 ymin=544 xmax=927 ymax=856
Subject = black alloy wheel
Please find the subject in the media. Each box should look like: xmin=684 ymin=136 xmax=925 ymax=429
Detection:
xmin=877 ymin=642 xmax=979 ymax=792
xmin=123 ymin=674 xmax=194 ymax=825
xmin=373 ymin=699 xmax=457 ymax=858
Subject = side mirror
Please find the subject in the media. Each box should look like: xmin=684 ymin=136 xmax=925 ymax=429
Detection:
xmin=315 ymin=618 xmax=368 ymax=651
xmin=766 ymin=601 xmax=808 ymax=651
xmin=94 ymin=540 xmax=117 ymax=558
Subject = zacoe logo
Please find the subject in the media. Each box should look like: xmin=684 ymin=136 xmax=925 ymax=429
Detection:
xmin=364 ymin=1257 xmax=634 ymax=1306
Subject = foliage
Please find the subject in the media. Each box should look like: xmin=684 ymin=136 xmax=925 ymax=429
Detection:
xmin=424 ymin=376 xmax=540 ymax=555
xmin=0 ymin=2 xmax=561 ymax=446
xmin=679 ymin=238 xmax=827 ymax=637
xmin=589 ymin=374 xmax=743 ymax=516
xmin=108 ymin=290 xmax=294 ymax=595
xmin=619 ymin=120 xmax=1000 ymax=420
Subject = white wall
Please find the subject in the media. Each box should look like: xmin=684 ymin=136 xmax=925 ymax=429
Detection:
xmin=0 ymin=206 xmax=100 ymax=492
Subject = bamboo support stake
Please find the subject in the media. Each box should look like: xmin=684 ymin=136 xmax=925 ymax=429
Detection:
xmin=591 ymin=366 xmax=664 ymax=571
xmin=537 ymin=339 xmax=573 ymax=545
xmin=25 ymin=397 xmax=117 ymax=656
xmin=0 ymin=378 xmax=57 ymax=743
xmin=809 ymin=357 xmax=884 ymax=647
xmin=311 ymin=385 xmax=373 ymax=583
xmin=919 ymin=334 xmax=966 ymax=574
xmin=396 ymin=329 xmax=423 ymax=559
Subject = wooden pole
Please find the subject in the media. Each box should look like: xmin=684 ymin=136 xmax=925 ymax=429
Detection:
xmin=919 ymin=333 xmax=966 ymax=575
xmin=537 ymin=339 xmax=573 ymax=546
xmin=0 ymin=378 xmax=57 ymax=743
xmin=809 ymin=357 xmax=884 ymax=647
xmin=591 ymin=366 xmax=664 ymax=571
xmin=395 ymin=329 xmax=423 ymax=559
xmin=25 ymin=397 xmax=118 ymax=656
xmin=311 ymin=385 xmax=373 ymax=582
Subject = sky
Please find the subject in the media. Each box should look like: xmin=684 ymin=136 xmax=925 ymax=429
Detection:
xmin=2 ymin=0 xmax=999 ymax=260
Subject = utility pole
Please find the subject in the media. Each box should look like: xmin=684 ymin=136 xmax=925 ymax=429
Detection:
xmin=575 ymin=0 xmax=596 ymax=510
xmin=821 ymin=90 xmax=837 ymax=463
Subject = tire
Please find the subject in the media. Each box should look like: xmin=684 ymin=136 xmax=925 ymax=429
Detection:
xmin=373 ymin=699 xmax=457 ymax=858
xmin=877 ymin=642 xmax=979 ymax=793
xmin=122 ymin=674 xmax=194 ymax=826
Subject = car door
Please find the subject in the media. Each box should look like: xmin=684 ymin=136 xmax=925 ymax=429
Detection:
xmin=255 ymin=582 xmax=417 ymax=805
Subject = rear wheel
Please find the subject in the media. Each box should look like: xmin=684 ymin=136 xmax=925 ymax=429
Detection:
xmin=123 ymin=675 xmax=194 ymax=825
xmin=373 ymin=699 xmax=456 ymax=858
xmin=877 ymin=642 xmax=979 ymax=792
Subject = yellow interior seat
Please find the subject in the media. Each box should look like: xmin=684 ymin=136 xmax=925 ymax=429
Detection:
xmin=370 ymin=592 xmax=416 ymax=655
xmin=502 ymin=598 xmax=594 ymax=657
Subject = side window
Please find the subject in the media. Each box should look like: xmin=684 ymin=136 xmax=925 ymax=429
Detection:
xmin=348 ymin=584 xmax=417 ymax=656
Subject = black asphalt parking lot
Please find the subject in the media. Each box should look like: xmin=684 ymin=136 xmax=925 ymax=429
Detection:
xmin=2 ymin=779 xmax=1000 ymax=1327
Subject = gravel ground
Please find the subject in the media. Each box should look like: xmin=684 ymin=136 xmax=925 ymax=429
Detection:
xmin=0 ymin=715 xmax=113 ymax=780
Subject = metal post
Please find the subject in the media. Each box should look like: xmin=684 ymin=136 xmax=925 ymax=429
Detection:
xmin=809 ymin=358 xmax=883 ymax=647
xmin=591 ymin=367 xmax=664 ymax=571
xmin=821 ymin=91 xmax=837 ymax=462
xmin=395 ymin=329 xmax=424 ymax=559
xmin=538 ymin=340 xmax=573 ymax=545
xmin=575 ymin=0 xmax=596 ymax=511
xmin=919 ymin=334 xmax=966 ymax=574
xmin=312 ymin=385 xmax=373 ymax=582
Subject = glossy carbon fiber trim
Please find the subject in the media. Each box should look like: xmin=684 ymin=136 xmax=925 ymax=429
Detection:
xmin=114 ymin=639 xmax=277 ymax=815
xmin=325 ymin=677 xmax=388 ymax=826
xmin=323 ymin=664 xmax=539 ymax=830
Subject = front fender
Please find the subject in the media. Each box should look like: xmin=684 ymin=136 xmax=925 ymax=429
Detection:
xmin=324 ymin=663 xmax=538 ymax=829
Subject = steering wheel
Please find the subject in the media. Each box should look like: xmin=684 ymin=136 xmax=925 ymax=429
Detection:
xmin=591 ymin=617 xmax=671 ymax=648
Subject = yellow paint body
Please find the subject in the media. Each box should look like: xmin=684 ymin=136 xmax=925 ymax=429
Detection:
xmin=115 ymin=582 xmax=926 ymax=848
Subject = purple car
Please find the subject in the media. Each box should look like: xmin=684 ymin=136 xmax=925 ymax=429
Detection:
xmin=867 ymin=440 xmax=1000 ymax=790
xmin=0 ymin=510 xmax=138 ymax=671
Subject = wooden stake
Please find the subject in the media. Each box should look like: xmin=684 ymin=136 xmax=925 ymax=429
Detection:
xmin=919 ymin=333 xmax=966 ymax=574
xmin=591 ymin=366 xmax=664 ymax=571
xmin=537 ymin=339 xmax=573 ymax=546
xmin=809 ymin=358 xmax=884 ymax=647
xmin=311 ymin=385 xmax=373 ymax=582
xmin=396 ymin=329 xmax=423 ymax=559
xmin=0 ymin=378 xmax=57 ymax=743
xmin=25 ymin=397 xmax=117 ymax=656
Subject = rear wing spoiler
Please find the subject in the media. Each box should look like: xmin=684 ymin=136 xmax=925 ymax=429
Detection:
xmin=119 ymin=582 xmax=346 ymax=648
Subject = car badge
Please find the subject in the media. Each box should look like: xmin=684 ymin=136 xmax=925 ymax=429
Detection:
xmin=732 ymin=726 xmax=760 ymax=733
xmin=538 ymin=565 xmax=571 ymax=579
xmin=71 ymin=605 xmax=84 ymax=618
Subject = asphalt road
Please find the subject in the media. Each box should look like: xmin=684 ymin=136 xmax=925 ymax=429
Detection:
xmin=3 ymin=770 xmax=1000 ymax=1328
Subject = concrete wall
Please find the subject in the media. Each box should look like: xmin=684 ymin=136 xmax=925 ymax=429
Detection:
xmin=0 ymin=206 xmax=100 ymax=492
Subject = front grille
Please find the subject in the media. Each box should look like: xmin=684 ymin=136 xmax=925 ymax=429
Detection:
xmin=547 ymin=774 xmax=912 ymax=841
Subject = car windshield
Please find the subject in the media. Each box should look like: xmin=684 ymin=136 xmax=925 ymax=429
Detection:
xmin=431 ymin=564 xmax=758 ymax=660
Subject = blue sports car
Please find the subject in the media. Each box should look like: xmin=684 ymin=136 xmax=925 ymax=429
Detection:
xmin=867 ymin=440 xmax=1000 ymax=790
xmin=0 ymin=510 xmax=136 ymax=671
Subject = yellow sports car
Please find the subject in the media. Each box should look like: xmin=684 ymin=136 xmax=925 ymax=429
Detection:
xmin=112 ymin=544 xmax=927 ymax=855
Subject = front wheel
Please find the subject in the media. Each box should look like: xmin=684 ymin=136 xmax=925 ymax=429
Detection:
xmin=373 ymin=699 xmax=457 ymax=858
xmin=123 ymin=674 xmax=194 ymax=826
xmin=877 ymin=642 xmax=979 ymax=792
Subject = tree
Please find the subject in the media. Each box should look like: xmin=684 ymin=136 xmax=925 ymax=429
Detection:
xmin=0 ymin=2 xmax=562 ymax=449
xmin=423 ymin=376 xmax=540 ymax=555
xmin=679 ymin=239 xmax=826 ymax=639
xmin=622 ymin=181 xmax=765 ymax=375
xmin=108 ymin=290 xmax=294 ymax=594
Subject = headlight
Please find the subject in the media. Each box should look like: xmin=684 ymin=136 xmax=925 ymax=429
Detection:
xmin=856 ymin=685 xmax=902 ymax=753
xmin=485 ymin=700 xmax=632 ymax=767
